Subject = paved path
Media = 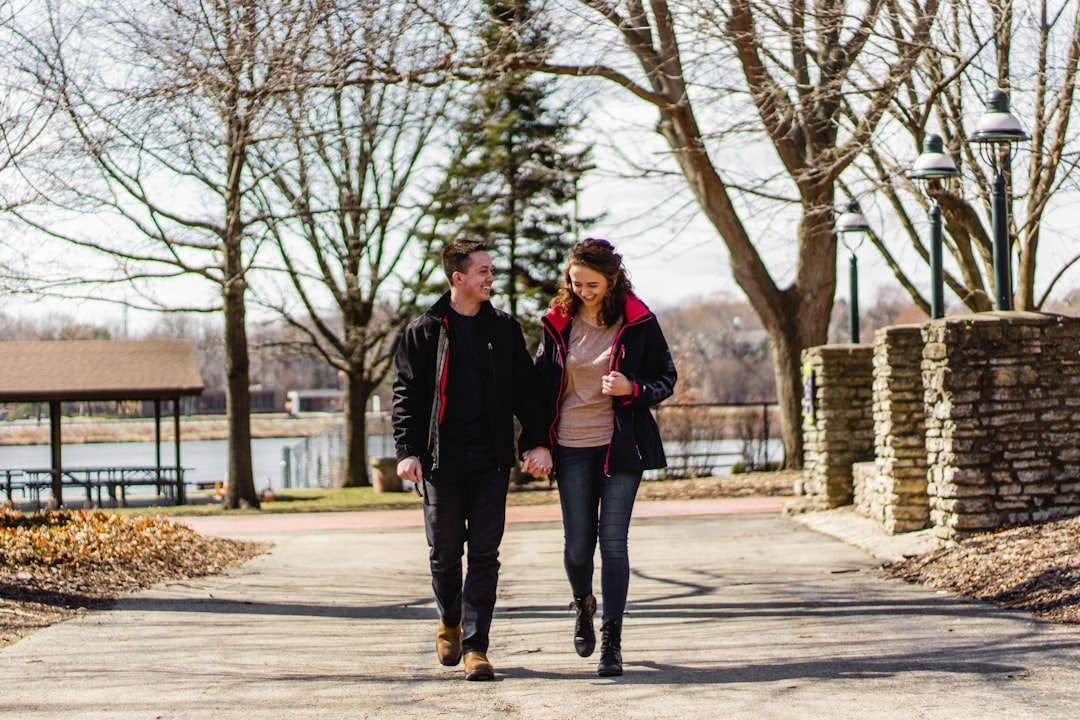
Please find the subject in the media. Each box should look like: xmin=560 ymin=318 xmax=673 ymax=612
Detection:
xmin=2 ymin=499 xmax=1079 ymax=719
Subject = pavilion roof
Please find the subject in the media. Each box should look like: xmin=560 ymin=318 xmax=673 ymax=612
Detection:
xmin=0 ymin=340 xmax=204 ymax=402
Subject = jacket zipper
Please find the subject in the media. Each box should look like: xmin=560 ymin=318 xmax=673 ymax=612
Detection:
xmin=544 ymin=317 xmax=569 ymax=471
xmin=431 ymin=317 xmax=451 ymax=471
xmin=603 ymin=315 xmax=649 ymax=474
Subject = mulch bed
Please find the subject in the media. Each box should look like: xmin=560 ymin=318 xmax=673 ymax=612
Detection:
xmin=883 ymin=514 xmax=1080 ymax=624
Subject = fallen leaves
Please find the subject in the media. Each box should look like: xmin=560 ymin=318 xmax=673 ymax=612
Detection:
xmin=1 ymin=508 xmax=267 ymax=647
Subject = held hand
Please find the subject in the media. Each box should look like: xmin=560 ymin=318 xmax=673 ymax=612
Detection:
xmin=520 ymin=449 xmax=540 ymax=476
xmin=601 ymin=371 xmax=633 ymax=397
xmin=521 ymin=447 xmax=552 ymax=477
xmin=397 ymin=456 xmax=423 ymax=484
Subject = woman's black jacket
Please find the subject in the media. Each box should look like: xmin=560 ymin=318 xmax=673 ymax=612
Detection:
xmin=391 ymin=292 xmax=546 ymax=473
xmin=535 ymin=294 xmax=677 ymax=473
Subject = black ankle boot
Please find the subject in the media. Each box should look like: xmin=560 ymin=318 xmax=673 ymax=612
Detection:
xmin=597 ymin=618 xmax=623 ymax=676
xmin=571 ymin=594 xmax=596 ymax=657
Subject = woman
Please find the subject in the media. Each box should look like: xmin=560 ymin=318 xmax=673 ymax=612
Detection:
xmin=526 ymin=238 xmax=677 ymax=677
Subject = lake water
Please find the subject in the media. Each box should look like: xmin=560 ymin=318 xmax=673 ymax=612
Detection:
xmin=0 ymin=437 xmax=309 ymax=494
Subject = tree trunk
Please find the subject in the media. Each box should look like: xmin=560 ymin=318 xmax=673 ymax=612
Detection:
xmin=340 ymin=372 xmax=371 ymax=488
xmin=655 ymin=104 xmax=831 ymax=470
xmin=222 ymin=266 xmax=259 ymax=509
xmin=765 ymin=311 xmax=808 ymax=470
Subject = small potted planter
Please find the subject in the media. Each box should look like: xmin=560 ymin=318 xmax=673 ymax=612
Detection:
xmin=370 ymin=456 xmax=403 ymax=493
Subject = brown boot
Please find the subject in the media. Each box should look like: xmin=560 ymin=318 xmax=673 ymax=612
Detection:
xmin=463 ymin=651 xmax=495 ymax=681
xmin=436 ymin=621 xmax=462 ymax=666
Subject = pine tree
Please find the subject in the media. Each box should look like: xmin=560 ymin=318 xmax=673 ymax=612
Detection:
xmin=433 ymin=0 xmax=595 ymax=335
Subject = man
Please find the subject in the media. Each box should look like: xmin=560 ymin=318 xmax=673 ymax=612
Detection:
xmin=392 ymin=239 xmax=549 ymax=681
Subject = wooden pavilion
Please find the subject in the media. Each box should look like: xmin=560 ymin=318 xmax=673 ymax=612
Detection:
xmin=0 ymin=340 xmax=204 ymax=507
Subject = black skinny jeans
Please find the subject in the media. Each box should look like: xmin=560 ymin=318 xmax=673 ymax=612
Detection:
xmin=555 ymin=444 xmax=642 ymax=622
xmin=422 ymin=452 xmax=509 ymax=655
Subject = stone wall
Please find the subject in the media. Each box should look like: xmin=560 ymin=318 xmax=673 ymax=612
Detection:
xmin=868 ymin=324 xmax=930 ymax=534
xmin=852 ymin=461 xmax=884 ymax=521
xmin=923 ymin=312 xmax=1080 ymax=540
xmin=801 ymin=344 xmax=875 ymax=508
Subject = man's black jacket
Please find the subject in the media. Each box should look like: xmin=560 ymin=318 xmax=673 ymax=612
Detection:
xmin=392 ymin=293 xmax=546 ymax=472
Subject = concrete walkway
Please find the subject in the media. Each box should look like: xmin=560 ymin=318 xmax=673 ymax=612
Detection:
xmin=2 ymin=499 xmax=1080 ymax=719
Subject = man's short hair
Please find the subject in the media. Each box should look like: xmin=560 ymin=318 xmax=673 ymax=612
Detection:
xmin=442 ymin=239 xmax=489 ymax=284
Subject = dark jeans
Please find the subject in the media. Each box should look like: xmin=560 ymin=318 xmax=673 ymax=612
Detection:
xmin=423 ymin=452 xmax=509 ymax=655
xmin=555 ymin=444 xmax=642 ymax=621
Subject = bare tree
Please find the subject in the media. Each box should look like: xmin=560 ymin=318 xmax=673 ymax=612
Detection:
xmin=250 ymin=1 xmax=461 ymax=486
xmin=849 ymin=0 xmax=1080 ymax=313
xmin=11 ymin=0 xmax=333 ymax=508
xmin=521 ymin=0 xmax=937 ymax=467
xmin=1 ymin=0 xmax=59 ymax=293
xmin=660 ymin=297 xmax=775 ymax=403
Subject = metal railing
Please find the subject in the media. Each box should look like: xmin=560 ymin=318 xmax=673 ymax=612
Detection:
xmin=650 ymin=401 xmax=780 ymax=479
xmin=281 ymin=425 xmax=345 ymax=488
xmin=280 ymin=404 xmax=781 ymax=488
xmin=280 ymin=412 xmax=393 ymax=488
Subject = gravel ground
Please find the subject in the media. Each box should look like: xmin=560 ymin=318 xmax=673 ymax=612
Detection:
xmin=4 ymin=469 xmax=1079 ymax=653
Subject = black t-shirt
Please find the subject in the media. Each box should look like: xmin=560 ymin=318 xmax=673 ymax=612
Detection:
xmin=441 ymin=309 xmax=491 ymax=456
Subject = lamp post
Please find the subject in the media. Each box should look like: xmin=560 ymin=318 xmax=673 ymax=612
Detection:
xmin=909 ymin=134 xmax=961 ymax=320
xmin=968 ymin=89 xmax=1029 ymax=311
xmin=834 ymin=200 xmax=872 ymax=343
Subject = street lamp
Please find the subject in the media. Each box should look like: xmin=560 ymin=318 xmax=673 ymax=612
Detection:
xmin=834 ymin=199 xmax=872 ymax=343
xmin=909 ymin=134 xmax=961 ymax=320
xmin=968 ymin=89 xmax=1029 ymax=311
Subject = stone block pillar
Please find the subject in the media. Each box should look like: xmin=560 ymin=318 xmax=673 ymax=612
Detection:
xmin=870 ymin=324 xmax=930 ymax=534
xmin=801 ymin=344 xmax=875 ymax=508
xmin=923 ymin=312 xmax=1080 ymax=540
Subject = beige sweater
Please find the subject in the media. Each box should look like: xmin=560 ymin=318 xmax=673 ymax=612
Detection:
xmin=557 ymin=318 xmax=622 ymax=448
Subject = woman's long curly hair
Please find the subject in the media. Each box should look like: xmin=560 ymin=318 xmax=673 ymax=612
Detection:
xmin=552 ymin=238 xmax=633 ymax=327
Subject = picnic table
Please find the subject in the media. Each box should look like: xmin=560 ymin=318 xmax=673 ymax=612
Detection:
xmin=1 ymin=469 xmax=35 ymax=506
xmin=2 ymin=466 xmax=188 ymax=509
